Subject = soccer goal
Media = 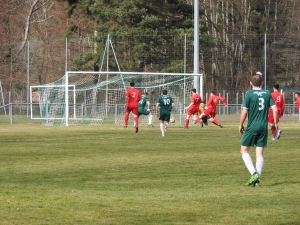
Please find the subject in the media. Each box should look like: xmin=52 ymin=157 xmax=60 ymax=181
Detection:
xmin=31 ymin=71 xmax=203 ymax=126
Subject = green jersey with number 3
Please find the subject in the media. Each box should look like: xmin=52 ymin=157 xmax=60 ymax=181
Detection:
xmin=243 ymin=89 xmax=275 ymax=134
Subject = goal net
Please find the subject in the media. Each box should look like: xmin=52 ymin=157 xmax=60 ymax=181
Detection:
xmin=32 ymin=71 xmax=202 ymax=126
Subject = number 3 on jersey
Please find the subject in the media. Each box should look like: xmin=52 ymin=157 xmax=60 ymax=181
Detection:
xmin=258 ymin=97 xmax=264 ymax=110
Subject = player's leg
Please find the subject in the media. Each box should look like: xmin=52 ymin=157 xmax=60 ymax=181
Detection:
xmin=124 ymin=111 xmax=129 ymax=128
xmin=159 ymin=120 xmax=165 ymax=136
xmin=255 ymin=147 xmax=264 ymax=178
xmin=210 ymin=111 xmax=222 ymax=128
xmin=164 ymin=112 xmax=171 ymax=132
xmin=240 ymin=134 xmax=259 ymax=186
xmin=193 ymin=114 xmax=199 ymax=124
xmin=133 ymin=115 xmax=138 ymax=132
xmin=254 ymin=135 xmax=267 ymax=186
xmin=132 ymin=107 xmax=139 ymax=133
xmin=148 ymin=113 xmax=153 ymax=126
xmin=240 ymin=145 xmax=257 ymax=175
xmin=195 ymin=117 xmax=201 ymax=124
xmin=159 ymin=112 xmax=165 ymax=136
xmin=203 ymin=115 xmax=210 ymax=125
xmin=134 ymin=112 xmax=141 ymax=127
xmin=268 ymin=109 xmax=276 ymax=139
xmin=185 ymin=114 xmax=191 ymax=128
xmin=275 ymin=110 xmax=282 ymax=139
xmin=269 ymin=122 xmax=276 ymax=140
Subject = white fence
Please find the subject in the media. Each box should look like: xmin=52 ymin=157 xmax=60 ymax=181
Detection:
xmin=0 ymin=103 xmax=299 ymax=125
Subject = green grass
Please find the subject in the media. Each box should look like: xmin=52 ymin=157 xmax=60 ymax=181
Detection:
xmin=0 ymin=122 xmax=299 ymax=225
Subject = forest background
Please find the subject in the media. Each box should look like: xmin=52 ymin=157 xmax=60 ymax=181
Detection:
xmin=1 ymin=0 xmax=300 ymax=104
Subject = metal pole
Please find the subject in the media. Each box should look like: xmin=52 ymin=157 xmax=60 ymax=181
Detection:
xmin=194 ymin=0 xmax=200 ymax=93
xmin=65 ymin=37 xmax=68 ymax=72
xmin=184 ymin=34 xmax=187 ymax=106
xmin=106 ymin=35 xmax=109 ymax=117
xmin=65 ymin=71 xmax=69 ymax=127
xmin=65 ymin=38 xmax=69 ymax=126
xmin=9 ymin=91 xmax=12 ymax=124
xmin=27 ymin=41 xmax=30 ymax=117
xmin=264 ymin=33 xmax=267 ymax=89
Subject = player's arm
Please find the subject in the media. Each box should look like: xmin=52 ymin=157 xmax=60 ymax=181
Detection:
xmin=155 ymin=103 xmax=160 ymax=117
xmin=185 ymin=102 xmax=193 ymax=110
xmin=219 ymin=96 xmax=228 ymax=106
xmin=124 ymin=95 xmax=129 ymax=109
xmin=239 ymin=108 xmax=248 ymax=134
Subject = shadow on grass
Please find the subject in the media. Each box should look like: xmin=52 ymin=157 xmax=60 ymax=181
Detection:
xmin=267 ymin=181 xmax=300 ymax=186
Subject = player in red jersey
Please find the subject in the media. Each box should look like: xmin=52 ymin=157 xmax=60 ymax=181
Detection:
xmin=124 ymin=82 xmax=142 ymax=133
xmin=184 ymin=88 xmax=202 ymax=129
xmin=199 ymin=91 xmax=227 ymax=128
xmin=268 ymin=84 xmax=285 ymax=140
xmin=294 ymin=92 xmax=300 ymax=114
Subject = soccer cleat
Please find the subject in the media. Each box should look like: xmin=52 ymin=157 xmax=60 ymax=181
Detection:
xmin=202 ymin=117 xmax=208 ymax=126
xmin=246 ymin=173 xmax=260 ymax=186
xmin=164 ymin=125 xmax=168 ymax=132
xmin=135 ymin=127 xmax=138 ymax=133
xmin=254 ymin=179 xmax=261 ymax=187
xmin=271 ymin=136 xmax=276 ymax=141
xmin=275 ymin=130 xmax=282 ymax=139
xmin=183 ymin=126 xmax=188 ymax=129
xmin=124 ymin=125 xmax=128 ymax=128
xmin=219 ymin=124 xmax=223 ymax=128
xmin=148 ymin=124 xmax=154 ymax=127
xmin=200 ymin=121 xmax=204 ymax=128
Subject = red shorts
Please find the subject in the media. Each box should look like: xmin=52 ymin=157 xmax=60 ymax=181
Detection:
xmin=204 ymin=108 xmax=216 ymax=118
xmin=126 ymin=105 xmax=138 ymax=115
xmin=187 ymin=106 xmax=199 ymax=116
xmin=268 ymin=109 xmax=281 ymax=123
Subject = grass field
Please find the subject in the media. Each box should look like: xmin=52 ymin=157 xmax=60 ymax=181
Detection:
xmin=0 ymin=122 xmax=299 ymax=225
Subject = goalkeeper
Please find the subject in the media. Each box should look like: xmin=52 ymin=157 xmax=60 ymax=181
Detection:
xmin=195 ymin=103 xmax=210 ymax=127
xmin=137 ymin=92 xmax=154 ymax=127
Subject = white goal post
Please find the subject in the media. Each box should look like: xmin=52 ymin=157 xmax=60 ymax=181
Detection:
xmin=32 ymin=71 xmax=203 ymax=126
xmin=30 ymin=85 xmax=76 ymax=123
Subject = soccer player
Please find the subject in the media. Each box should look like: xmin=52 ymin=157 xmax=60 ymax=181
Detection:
xmin=195 ymin=103 xmax=210 ymax=127
xmin=268 ymin=84 xmax=284 ymax=140
xmin=184 ymin=88 xmax=202 ymax=129
xmin=294 ymin=92 xmax=300 ymax=114
xmin=239 ymin=74 xmax=278 ymax=186
xmin=137 ymin=92 xmax=154 ymax=127
xmin=124 ymin=82 xmax=142 ymax=133
xmin=199 ymin=91 xmax=227 ymax=128
xmin=156 ymin=89 xmax=174 ymax=137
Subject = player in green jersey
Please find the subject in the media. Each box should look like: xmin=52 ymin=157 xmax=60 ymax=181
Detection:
xmin=239 ymin=73 xmax=278 ymax=186
xmin=137 ymin=92 xmax=154 ymax=127
xmin=156 ymin=90 xmax=174 ymax=137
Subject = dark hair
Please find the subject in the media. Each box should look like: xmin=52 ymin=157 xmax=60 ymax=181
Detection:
xmin=273 ymin=84 xmax=279 ymax=90
xmin=296 ymin=92 xmax=300 ymax=96
xmin=251 ymin=75 xmax=263 ymax=87
xmin=130 ymin=82 xmax=135 ymax=87
xmin=162 ymin=89 xmax=168 ymax=95
xmin=144 ymin=92 xmax=149 ymax=95
xmin=211 ymin=91 xmax=215 ymax=95
xmin=192 ymin=88 xmax=196 ymax=93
